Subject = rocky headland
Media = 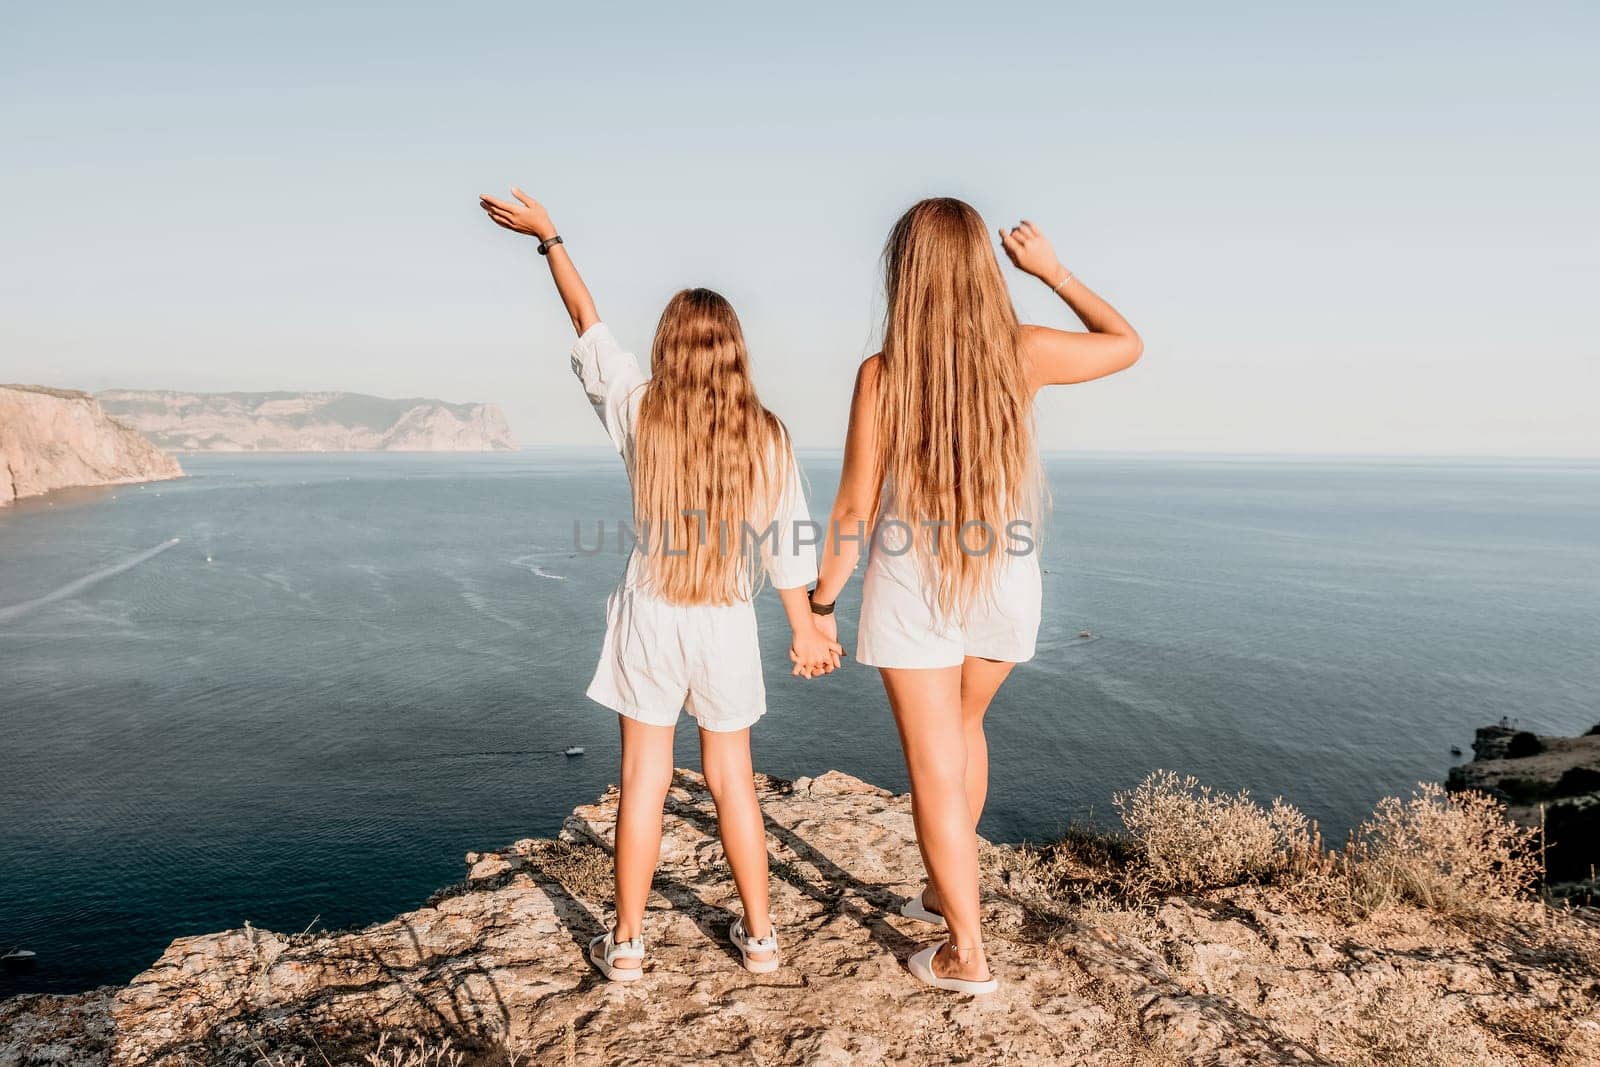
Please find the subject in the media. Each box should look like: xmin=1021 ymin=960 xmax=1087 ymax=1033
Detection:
xmin=0 ymin=385 xmax=183 ymax=507
xmin=96 ymin=390 xmax=517 ymax=453
xmin=1449 ymin=722 xmax=1600 ymax=903
xmin=3 ymin=769 xmax=1598 ymax=1066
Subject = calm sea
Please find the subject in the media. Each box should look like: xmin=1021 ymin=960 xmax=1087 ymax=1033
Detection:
xmin=2 ymin=451 xmax=1597 ymax=996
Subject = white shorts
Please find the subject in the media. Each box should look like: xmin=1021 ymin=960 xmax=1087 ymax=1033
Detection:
xmin=856 ymin=545 xmax=1042 ymax=670
xmin=586 ymin=583 xmax=766 ymax=733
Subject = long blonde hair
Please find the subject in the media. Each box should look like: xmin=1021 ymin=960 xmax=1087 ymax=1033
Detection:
xmin=878 ymin=197 xmax=1042 ymax=617
xmin=633 ymin=288 xmax=791 ymax=605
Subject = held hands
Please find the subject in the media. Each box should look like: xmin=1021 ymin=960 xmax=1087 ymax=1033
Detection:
xmin=999 ymin=220 xmax=1065 ymax=284
xmin=790 ymin=615 xmax=844 ymax=679
xmin=479 ymin=188 xmax=556 ymax=241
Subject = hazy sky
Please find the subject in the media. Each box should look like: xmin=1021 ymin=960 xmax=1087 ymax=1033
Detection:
xmin=3 ymin=2 xmax=1596 ymax=455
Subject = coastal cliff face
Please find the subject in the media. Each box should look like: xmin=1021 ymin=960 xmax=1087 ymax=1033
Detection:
xmin=3 ymin=770 xmax=1598 ymax=1066
xmin=96 ymin=390 xmax=517 ymax=453
xmin=0 ymin=385 xmax=183 ymax=506
xmin=1449 ymin=723 xmax=1600 ymax=901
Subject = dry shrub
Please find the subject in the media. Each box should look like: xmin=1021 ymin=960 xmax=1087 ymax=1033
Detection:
xmin=1348 ymin=783 xmax=1540 ymax=919
xmin=1113 ymin=770 xmax=1318 ymax=891
xmin=1075 ymin=883 xmax=1168 ymax=946
xmin=253 ymin=1033 xmax=469 ymax=1067
xmin=1017 ymin=775 xmax=1541 ymax=928
xmin=983 ymin=824 xmax=1180 ymax=949
xmin=362 ymin=1034 xmax=466 ymax=1067
xmin=988 ymin=826 xmax=1134 ymax=903
xmin=524 ymin=839 xmax=613 ymax=902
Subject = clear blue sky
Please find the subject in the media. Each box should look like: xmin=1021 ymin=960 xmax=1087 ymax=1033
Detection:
xmin=3 ymin=2 xmax=1596 ymax=455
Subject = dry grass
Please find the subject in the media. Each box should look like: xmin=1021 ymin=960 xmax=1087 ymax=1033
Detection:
xmin=1082 ymin=984 xmax=1188 ymax=1067
xmin=1112 ymin=770 xmax=1324 ymax=892
xmin=1345 ymin=782 xmax=1541 ymax=920
xmin=252 ymin=1032 xmax=528 ymax=1067
xmin=427 ymin=839 xmax=612 ymax=910
xmin=360 ymin=1034 xmax=466 ymax=1067
xmin=1332 ymin=970 xmax=1504 ymax=1067
xmin=987 ymin=824 xmax=1133 ymax=904
xmin=1477 ymin=1004 xmax=1577 ymax=1062
xmin=1074 ymin=772 xmax=1541 ymax=926
xmin=521 ymin=839 xmax=614 ymax=902
xmin=1026 ymin=939 xmax=1187 ymax=1067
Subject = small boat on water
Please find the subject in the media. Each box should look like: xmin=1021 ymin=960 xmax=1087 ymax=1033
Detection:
xmin=565 ymin=746 xmax=585 ymax=757
xmin=2 ymin=948 xmax=37 ymax=968
xmin=1078 ymin=629 xmax=1094 ymax=639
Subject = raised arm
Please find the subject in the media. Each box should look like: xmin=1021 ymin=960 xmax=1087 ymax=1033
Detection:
xmin=999 ymin=221 xmax=1142 ymax=390
xmin=480 ymin=188 xmax=599 ymax=336
xmin=811 ymin=355 xmax=885 ymax=616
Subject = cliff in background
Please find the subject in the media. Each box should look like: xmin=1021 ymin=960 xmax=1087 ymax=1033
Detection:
xmin=96 ymin=390 xmax=517 ymax=453
xmin=1449 ymin=722 xmax=1600 ymax=902
xmin=3 ymin=770 xmax=1598 ymax=1066
xmin=0 ymin=384 xmax=183 ymax=506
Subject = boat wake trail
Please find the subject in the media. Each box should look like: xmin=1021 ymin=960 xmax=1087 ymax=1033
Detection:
xmin=510 ymin=555 xmax=568 ymax=581
xmin=0 ymin=537 xmax=182 ymax=624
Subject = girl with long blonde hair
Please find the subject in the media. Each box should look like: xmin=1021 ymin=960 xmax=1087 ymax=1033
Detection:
xmin=809 ymin=197 xmax=1142 ymax=994
xmin=480 ymin=188 xmax=842 ymax=981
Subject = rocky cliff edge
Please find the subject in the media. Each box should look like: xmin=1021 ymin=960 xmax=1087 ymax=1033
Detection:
xmin=3 ymin=770 xmax=1599 ymax=1066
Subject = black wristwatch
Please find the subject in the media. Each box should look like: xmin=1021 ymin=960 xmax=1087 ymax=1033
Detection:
xmin=537 ymin=234 xmax=564 ymax=256
xmin=808 ymin=588 xmax=835 ymax=616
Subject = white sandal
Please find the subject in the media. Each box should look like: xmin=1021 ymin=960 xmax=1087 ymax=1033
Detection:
xmin=588 ymin=929 xmax=645 ymax=982
xmin=908 ymin=942 xmax=998 ymax=996
xmin=899 ymin=887 xmax=947 ymax=928
xmin=728 ymin=915 xmax=780 ymax=974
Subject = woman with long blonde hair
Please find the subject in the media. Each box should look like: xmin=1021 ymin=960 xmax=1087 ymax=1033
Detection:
xmin=809 ymin=197 xmax=1142 ymax=993
xmin=480 ymin=187 xmax=842 ymax=980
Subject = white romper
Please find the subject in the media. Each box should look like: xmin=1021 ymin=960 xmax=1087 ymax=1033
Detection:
xmin=571 ymin=322 xmax=817 ymax=732
xmin=855 ymin=502 xmax=1042 ymax=670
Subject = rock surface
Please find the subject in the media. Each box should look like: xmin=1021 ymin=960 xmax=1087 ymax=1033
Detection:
xmin=96 ymin=390 xmax=517 ymax=452
xmin=0 ymin=384 xmax=183 ymax=506
xmin=3 ymin=770 xmax=1598 ymax=1066
xmin=1450 ymin=723 xmax=1600 ymax=899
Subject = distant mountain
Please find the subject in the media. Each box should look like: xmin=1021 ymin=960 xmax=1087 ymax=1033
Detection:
xmin=0 ymin=384 xmax=184 ymax=506
xmin=97 ymin=390 xmax=518 ymax=453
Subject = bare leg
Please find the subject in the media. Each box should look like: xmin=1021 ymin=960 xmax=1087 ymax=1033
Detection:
xmin=923 ymin=655 xmax=1015 ymax=918
xmin=881 ymin=666 xmax=992 ymax=983
xmin=699 ymin=725 xmax=775 ymax=962
xmin=611 ymin=714 xmax=676 ymax=969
